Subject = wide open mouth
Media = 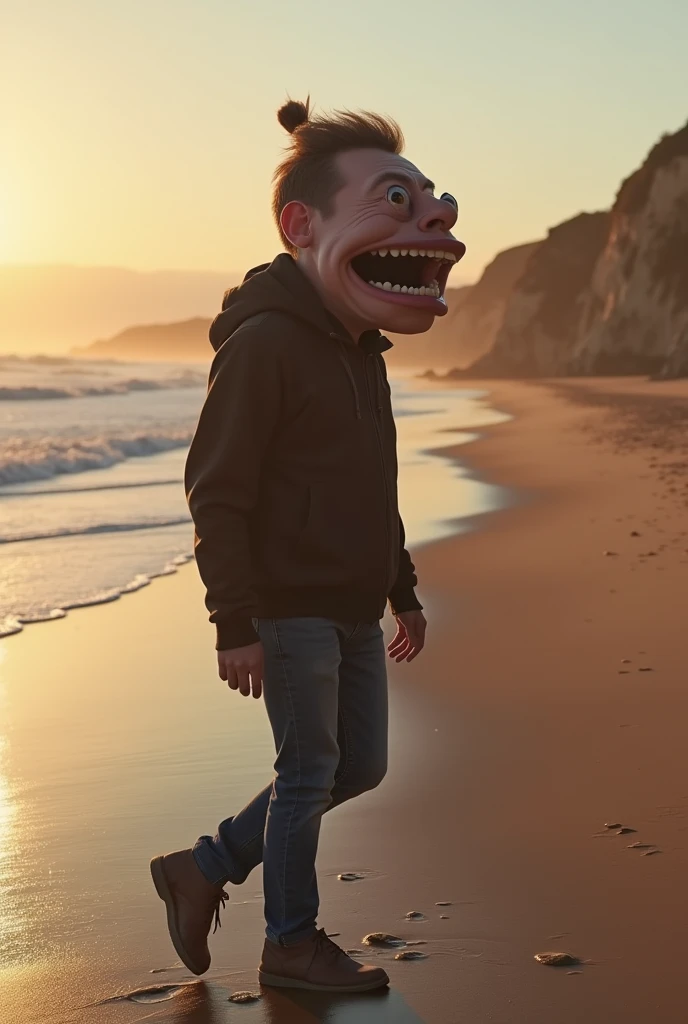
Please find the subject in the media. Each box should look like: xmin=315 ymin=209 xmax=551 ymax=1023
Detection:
xmin=350 ymin=246 xmax=460 ymax=298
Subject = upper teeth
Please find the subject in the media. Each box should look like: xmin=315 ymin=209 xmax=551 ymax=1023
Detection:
xmin=368 ymin=248 xmax=457 ymax=263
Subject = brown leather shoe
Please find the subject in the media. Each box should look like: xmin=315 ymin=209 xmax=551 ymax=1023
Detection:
xmin=150 ymin=849 xmax=228 ymax=976
xmin=258 ymin=929 xmax=389 ymax=992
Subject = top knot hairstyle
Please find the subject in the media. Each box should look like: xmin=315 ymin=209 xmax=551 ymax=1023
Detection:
xmin=273 ymin=97 xmax=404 ymax=255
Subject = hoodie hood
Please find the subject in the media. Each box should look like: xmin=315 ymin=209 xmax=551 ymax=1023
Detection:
xmin=210 ymin=254 xmax=347 ymax=352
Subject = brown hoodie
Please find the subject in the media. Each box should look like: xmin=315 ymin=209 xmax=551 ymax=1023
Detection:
xmin=185 ymin=254 xmax=422 ymax=650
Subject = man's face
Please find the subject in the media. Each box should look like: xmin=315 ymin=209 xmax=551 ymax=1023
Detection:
xmin=305 ymin=148 xmax=465 ymax=335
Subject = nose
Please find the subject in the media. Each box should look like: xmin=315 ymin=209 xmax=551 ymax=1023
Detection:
xmin=418 ymin=194 xmax=458 ymax=233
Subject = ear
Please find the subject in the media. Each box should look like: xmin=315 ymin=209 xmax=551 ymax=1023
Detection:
xmin=280 ymin=201 xmax=313 ymax=250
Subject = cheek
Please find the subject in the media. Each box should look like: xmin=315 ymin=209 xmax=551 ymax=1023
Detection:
xmin=325 ymin=209 xmax=403 ymax=263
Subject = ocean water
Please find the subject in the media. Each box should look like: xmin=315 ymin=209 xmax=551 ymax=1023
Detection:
xmin=0 ymin=356 xmax=509 ymax=638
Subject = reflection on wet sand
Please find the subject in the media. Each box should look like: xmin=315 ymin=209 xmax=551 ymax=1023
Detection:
xmin=260 ymin=986 xmax=426 ymax=1023
xmin=120 ymin=980 xmax=427 ymax=1024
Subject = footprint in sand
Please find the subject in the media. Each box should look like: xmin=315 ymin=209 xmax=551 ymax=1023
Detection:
xmin=99 ymin=984 xmax=197 ymax=1005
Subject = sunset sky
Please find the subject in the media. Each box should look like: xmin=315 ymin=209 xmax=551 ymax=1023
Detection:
xmin=3 ymin=0 xmax=688 ymax=282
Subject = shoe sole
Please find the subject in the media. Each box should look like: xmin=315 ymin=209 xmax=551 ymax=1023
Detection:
xmin=258 ymin=970 xmax=390 ymax=992
xmin=150 ymin=856 xmax=208 ymax=977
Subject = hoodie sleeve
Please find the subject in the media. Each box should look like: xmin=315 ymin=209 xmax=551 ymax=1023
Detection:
xmin=185 ymin=326 xmax=283 ymax=650
xmin=388 ymin=515 xmax=423 ymax=615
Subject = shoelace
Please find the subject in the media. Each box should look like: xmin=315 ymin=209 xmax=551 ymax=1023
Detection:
xmin=212 ymin=890 xmax=229 ymax=934
xmin=316 ymin=928 xmax=346 ymax=962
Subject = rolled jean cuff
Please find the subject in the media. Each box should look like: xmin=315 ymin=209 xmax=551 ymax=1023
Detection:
xmin=192 ymin=831 xmax=249 ymax=887
xmin=266 ymin=923 xmax=319 ymax=947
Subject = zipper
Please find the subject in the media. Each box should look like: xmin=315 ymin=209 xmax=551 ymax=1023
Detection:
xmin=365 ymin=352 xmax=391 ymax=602
xmin=330 ymin=332 xmax=362 ymax=420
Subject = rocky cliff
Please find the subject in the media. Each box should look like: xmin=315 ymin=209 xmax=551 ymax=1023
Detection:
xmin=573 ymin=124 xmax=688 ymax=377
xmin=437 ymin=241 xmax=541 ymax=368
xmin=456 ymin=119 xmax=688 ymax=379
xmin=467 ymin=213 xmax=610 ymax=376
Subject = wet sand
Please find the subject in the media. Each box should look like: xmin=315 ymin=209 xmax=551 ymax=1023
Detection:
xmin=2 ymin=376 xmax=688 ymax=1022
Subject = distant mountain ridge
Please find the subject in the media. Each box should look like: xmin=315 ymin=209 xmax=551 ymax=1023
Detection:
xmin=0 ymin=265 xmax=238 ymax=354
xmin=74 ymin=317 xmax=211 ymax=362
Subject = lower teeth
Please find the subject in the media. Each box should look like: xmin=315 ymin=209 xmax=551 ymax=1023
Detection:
xmin=368 ymin=280 xmax=439 ymax=297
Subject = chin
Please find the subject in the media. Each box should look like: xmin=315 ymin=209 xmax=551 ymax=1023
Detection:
xmin=377 ymin=310 xmax=437 ymax=335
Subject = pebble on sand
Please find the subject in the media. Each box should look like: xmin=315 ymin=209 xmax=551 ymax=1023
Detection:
xmin=627 ymin=842 xmax=653 ymax=849
xmin=617 ymin=827 xmax=637 ymax=834
xmin=638 ymin=667 xmax=654 ymax=672
xmin=405 ymin=911 xmax=426 ymax=921
xmin=440 ymin=915 xmax=449 ymax=919
xmin=534 ymin=952 xmax=581 ymax=967
xmin=435 ymin=901 xmax=452 ymax=906
xmin=338 ymin=872 xmax=365 ymax=882
xmin=228 ymin=991 xmax=261 ymax=1003
xmin=643 ymin=849 xmax=662 ymax=856
xmin=395 ymin=950 xmax=428 ymax=961
xmin=363 ymin=933 xmax=406 ymax=948
xmin=604 ymin=550 xmax=619 ymax=556
xmin=604 ymin=822 xmax=622 ymax=829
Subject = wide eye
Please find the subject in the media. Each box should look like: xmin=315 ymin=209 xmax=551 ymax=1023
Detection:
xmin=386 ymin=184 xmax=411 ymax=209
xmin=440 ymin=192 xmax=458 ymax=210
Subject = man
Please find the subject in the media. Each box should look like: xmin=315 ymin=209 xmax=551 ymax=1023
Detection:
xmin=151 ymin=98 xmax=464 ymax=993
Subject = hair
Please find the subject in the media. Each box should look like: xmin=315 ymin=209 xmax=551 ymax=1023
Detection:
xmin=272 ymin=97 xmax=404 ymax=255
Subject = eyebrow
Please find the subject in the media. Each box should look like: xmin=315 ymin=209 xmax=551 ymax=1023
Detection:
xmin=367 ymin=170 xmax=436 ymax=195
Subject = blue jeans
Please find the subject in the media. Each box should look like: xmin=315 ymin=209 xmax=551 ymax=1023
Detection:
xmin=193 ymin=618 xmax=388 ymax=945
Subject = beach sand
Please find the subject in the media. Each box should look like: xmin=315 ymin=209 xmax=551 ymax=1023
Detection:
xmin=2 ymin=376 xmax=688 ymax=1023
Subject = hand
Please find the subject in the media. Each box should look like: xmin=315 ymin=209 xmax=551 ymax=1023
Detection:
xmin=387 ymin=610 xmax=427 ymax=663
xmin=217 ymin=642 xmax=264 ymax=699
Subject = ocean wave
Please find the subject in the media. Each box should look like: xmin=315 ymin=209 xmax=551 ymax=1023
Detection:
xmin=2 ymin=478 xmax=182 ymax=498
xmin=0 ymin=554 xmax=195 ymax=639
xmin=0 ymin=371 xmax=205 ymax=401
xmin=0 ymin=429 xmax=193 ymax=485
xmin=0 ymin=516 xmax=192 ymax=545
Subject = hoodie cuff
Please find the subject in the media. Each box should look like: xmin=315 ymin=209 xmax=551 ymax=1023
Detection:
xmin=214 ymin=613 xmax=260 ymax=651
xmin=388 ymin=586 xmax=423 ymax=616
